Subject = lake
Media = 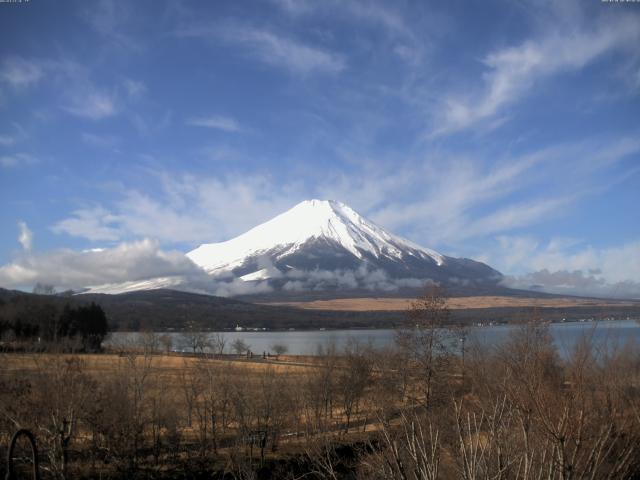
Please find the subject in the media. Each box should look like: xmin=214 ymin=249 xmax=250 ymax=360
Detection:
xmin=107 ymin=319 xmax=640 ymax=357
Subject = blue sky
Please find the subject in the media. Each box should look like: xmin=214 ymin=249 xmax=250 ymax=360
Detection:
xmin=1 ymin=0 xmax=639 ymax=297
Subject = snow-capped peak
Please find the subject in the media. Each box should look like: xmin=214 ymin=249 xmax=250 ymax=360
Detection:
xmin=187 ymin=199 xmax=444 ymax=275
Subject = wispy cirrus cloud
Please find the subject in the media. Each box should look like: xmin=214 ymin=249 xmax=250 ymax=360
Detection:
xmin=430 ymin=14 xmax=640 ymax=136
xmin=337 ymin=136 xmax=640 ymax=246
xmin=272 ymin=0 xmax=412 ymax=38
xmin=122 ymin=77 xmax=146 ymax=98
xmin=64 ymin=89 xmax=119 ymax=120
xmin=462 ymin=196 xmax=575 ymax=240
xmin=0 ymin=135 xmax=15 ymax=146
xmin=239 ymin=29 xmax=345 ymax=74
xmin=1 ymin=56 xmax=130 ymax=121
xmin=0 ymin=57 xmax=43 ymax=88
xmin=51 ymin=173 xmax=300 ymax=246
xmin=271 ymin=0 xmax=426 ymax=66
xmin=187 ymin=115 xmax=241 ymax=132
xmin=177 ymin=22 xmax=345 ymax=75
xmin=78 ymin=0 xmax=143 ymax=53
xmin=81 ymin=132 xmax=120 ymax=148
xmin=17 ymin=221 xmax=33 ymax=251
xmin=0 ymin=123 xmax=28 ymax=147
xmin=49 ymin=133 xmax=639 ymax=252
xmin=0 ymin=153 xmax=38 ymax=168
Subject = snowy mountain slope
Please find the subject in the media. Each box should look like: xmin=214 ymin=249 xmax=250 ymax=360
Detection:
xmin=186 ymin=199 xmax=502 ymax=290
xmin=187 ymin=199 xmax=443 ymax=274
xmin=82 ymin=200 xmax=502 ymax=296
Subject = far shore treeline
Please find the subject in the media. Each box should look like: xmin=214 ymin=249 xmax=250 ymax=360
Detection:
xmin=2 ymin=287 xmax=640 ymax=340
xmin=0 ymin=295 xmax=108 ymax=352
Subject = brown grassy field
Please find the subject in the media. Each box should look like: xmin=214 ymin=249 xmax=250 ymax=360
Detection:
xmin=2 ymin=324 xmax=640 ymax=480
xmin=0 ymin=352 xmax=317 ymax=377
xmin=262 ymin=295 xmax=640 ymax=311
xmin=0 ymin=350 xmax=330 ymax=479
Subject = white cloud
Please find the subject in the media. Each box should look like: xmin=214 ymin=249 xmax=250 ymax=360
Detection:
xmin=187 ymin=115 xmax=241 ymax=132
xmin=1 ymin=56 xmax=129 ymax=121
xmin=52 ymin=174 xmax=301 ymax=245
xmin=529 ymin=241 xmax=640 ymax=285
xmin=491 ymin=236 xmax=640 ymax=298
xmin=462 ymin=196 xmax=574 ymax=239
xmin=393 ymin=44 xmax=422 ymax=66
xmin=209 ymin=277 xmax=274 ymax=297
xmin=273 ymin=0 xmax=411 ymax=38
xmin=79 ymin=0 xmax=142 ymax=53
xmin=0 ymin=57 xmax=43 ymax=88
xmin=64 ymin=90 xmax=118 ymax=119
xmin=325 ymin=152 xmax=550 ymax=245
xmin=281 ymin=265 xmax=428 ymax=293
xmin=81 ymin=132 xmax=120 ymax=148
xmin=0 ymin=238 xmax=429 ymax=295
xmin=271 ymin=0 xmax=432 ymax=68
xmin=0 ymin=134 xmax=16 ymax=146
xmin=504 ymin=269 xmax=640 ymax=299
xmin=229 ymin=27 xmax=345 ymax=75
xmin=129 ymin=110 xmax=173 ymax=136
xmin=52 ymin=207 xmax=122 ymax=242
xmin=0 ymin=239 xmax=204 ymax=291
xmin=122 ymin=78 xmax=146 ymax=98
xmin=178 ymin=23 xmax=345 ymax=75
xmin=0 ymin=123 xmax=28 ymax=146
xmin=337 ymin=137 xmax=638 ymax=246
xmin=17 ymin=221 xmax=33 ymax=251
xmin=49 ymin=133 xmax=639 ymax=253
xmin=0 ymin=153 xmax=38 ymax=168
xmin=343 ymin=2 xmax=408 ymax=35
xmin=431 ymin=15 xmax=640 ymax=136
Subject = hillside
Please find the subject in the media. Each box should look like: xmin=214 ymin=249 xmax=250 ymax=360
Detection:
xmin=2 ymin=287 xmax=640 ymax=333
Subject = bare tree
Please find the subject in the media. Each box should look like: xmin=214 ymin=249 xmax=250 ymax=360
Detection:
xmin=270 ymin=343 xmax=288 ymax=360
xmin=232 ymin=338 xmax=250 ymax=356
xmin=302 ymin=341 xmax=339 ymax=434
xmin=395 ymin=285 xmax=451 ymax=408
xmin=359 ymin=411 xmax=440 ymax=480
xmin=179 ymin=360 xmax=201 ymax=428
xmin=253 ymin=366 xmax=292 ymax=463
xmin=159 ymin=334 xmax=173 ymax=354
xmin=183 ymin=321 xmax=210 ymax=354
xmin=210 ymin=332 xmax=226 ymax=357
xmin=140 ymin=330 xmax=160 ymax=354
xmin=337 ymin=340 xmax=372 ymax=433
xmin=31 ymin=355 xmax=94 ymax=479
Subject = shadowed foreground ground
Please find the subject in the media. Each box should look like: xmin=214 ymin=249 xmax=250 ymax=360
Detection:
xmin=2 ymin=321 xmax=640 ymax=479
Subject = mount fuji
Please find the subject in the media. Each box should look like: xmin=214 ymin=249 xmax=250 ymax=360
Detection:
xmin=85 ymin=200 xmax=503 ymax=297
xmin=186 ymin=199 xmax=502 ymax=295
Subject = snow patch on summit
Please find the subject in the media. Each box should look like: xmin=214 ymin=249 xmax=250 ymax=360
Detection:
xmin=187 ymin=199 xmax=444 ymax=275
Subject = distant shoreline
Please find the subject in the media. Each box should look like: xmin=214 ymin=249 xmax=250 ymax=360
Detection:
xmin=109 ymin=316 xmax=639 ymax=334
xmin=261 ymin=295 xmax=640 ymax=312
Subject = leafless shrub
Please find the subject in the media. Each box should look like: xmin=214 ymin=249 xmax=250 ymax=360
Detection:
xmin=359 ymin=411 xmax=440 ymax=480
xmin=395 ymin=285 xmax=454 ymax=408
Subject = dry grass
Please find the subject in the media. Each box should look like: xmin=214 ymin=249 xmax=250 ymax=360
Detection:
xmin=262 ymin=295 xmax=639 ymax=311
xmin=0 ymin=352 xmax=316 ymax=377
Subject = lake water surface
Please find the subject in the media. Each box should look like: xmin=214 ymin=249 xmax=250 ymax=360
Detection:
xmin=107 ymin=319 xmax=640 ymax=357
